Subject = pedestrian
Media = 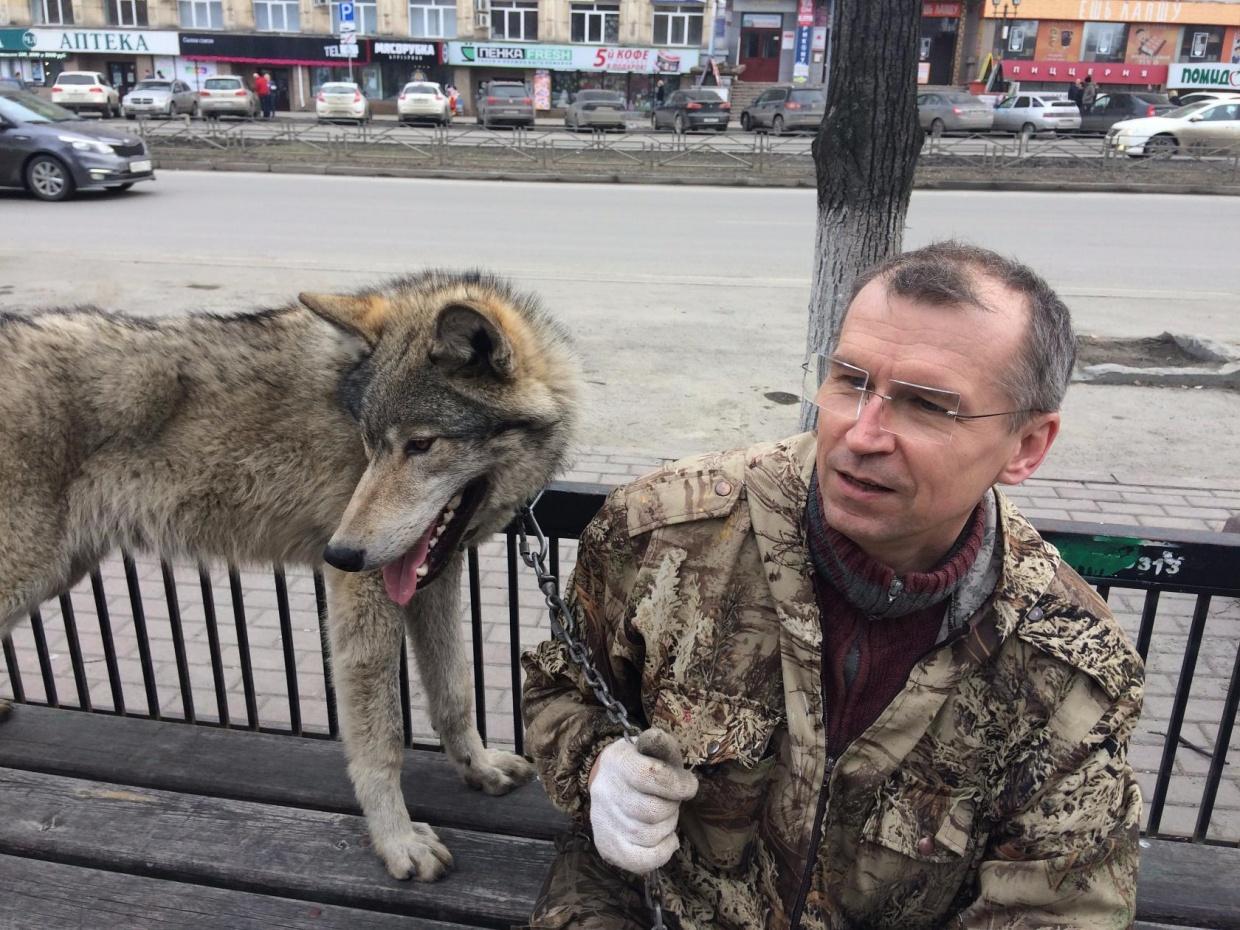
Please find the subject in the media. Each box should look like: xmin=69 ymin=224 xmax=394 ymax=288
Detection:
xmin=654 ymin=77 xmax=666 ymax=110
xmin=1067 ymin=76 xmax=1084 ymax=106
xmin=264 ymin=71 xmax=278 ymax=118
xmin=522 ymin=241 xmax=1144 ymax=930
xmin=254 ymin=70 xmax=272 ymax=119
xmin=1082 ymin=73 xmax=1098 ymax=110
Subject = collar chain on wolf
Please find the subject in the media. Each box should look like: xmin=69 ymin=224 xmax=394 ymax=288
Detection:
xmin=516 ymin=498 xmax=669 ymax=930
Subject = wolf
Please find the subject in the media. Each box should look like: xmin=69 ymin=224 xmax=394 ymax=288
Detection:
xmin=0 ymin=270 xmax=580 ymax=881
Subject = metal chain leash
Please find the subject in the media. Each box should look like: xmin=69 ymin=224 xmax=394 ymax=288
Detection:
xmin=515 ymin=496 xmax=668 ymax=930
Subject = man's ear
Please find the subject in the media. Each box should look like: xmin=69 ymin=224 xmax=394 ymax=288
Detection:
xmin=298 ymin=292 xmax=389 ymax=347
xmin=429 ymin=303 xmax=515 ymax=379
xmin=996 ymin=412 xmax=1060 ymax=485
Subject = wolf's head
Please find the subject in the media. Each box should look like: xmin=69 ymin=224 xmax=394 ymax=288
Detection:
xmin=304 ymin=271 xmax=580 ymax=606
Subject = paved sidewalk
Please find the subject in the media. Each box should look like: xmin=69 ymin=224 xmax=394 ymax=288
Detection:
xmin=3 ymin=445 xmax=1237 ymax=844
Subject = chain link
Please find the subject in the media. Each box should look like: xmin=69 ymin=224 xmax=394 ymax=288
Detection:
xmin=516 ymin=498 xmax=668 ymax=930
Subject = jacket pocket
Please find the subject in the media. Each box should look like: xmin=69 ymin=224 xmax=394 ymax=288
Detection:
xmin=650 ymin=688 xmax=782 ymax=873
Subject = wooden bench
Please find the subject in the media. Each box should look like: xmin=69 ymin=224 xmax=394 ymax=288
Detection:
xmin=1 ymin=703 xmax=1238 ymax=929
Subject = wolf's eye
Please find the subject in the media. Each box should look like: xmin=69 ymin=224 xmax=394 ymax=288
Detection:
xmin=405 ymin=438 xmax=436 ymax=456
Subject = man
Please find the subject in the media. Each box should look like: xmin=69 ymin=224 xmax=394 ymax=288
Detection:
xmin=1067 ymin=77 xmax=1084 ymax=107
xmin=254 ymin=71 xmax=271 ymax=119
xmin=522 ymin=242 xmax=1143 ymax=929
xmin=1081 ymin=74 xmax=1098 ymax=111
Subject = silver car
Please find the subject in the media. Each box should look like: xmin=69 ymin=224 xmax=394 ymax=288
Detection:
xmin=123 ymin=80 xmax=199 ymax=120
xmin=917 ymin=91 xmax=994 ymax=135
xmin=564 ymin=90 xmax=626 ymax=132
xmin=198 ymin=75 xmax=259 ymax=120
xmin=991 ymin=93 xmax=1081 ymax=135
xmin=740 ymin=85 xmax=825 ymax=134
xmin=477 ymin=81 xmax=535 ymax=129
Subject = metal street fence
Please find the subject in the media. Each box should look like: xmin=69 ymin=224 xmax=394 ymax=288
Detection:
xmin=3 ymin=484 xmax=1239 ymax=846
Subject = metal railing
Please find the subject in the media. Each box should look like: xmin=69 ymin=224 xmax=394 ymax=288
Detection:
xmin=3 ymin=484 xmax=1238 ymax=846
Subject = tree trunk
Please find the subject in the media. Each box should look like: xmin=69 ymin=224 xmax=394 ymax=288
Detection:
xmin=801 ymin=0 xmax=924 ymax=430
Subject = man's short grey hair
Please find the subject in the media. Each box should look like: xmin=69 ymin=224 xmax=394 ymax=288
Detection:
xmin=847 ymin=241 xmax=1076 ymax=429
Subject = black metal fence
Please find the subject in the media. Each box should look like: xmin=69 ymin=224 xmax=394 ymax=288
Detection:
xmin=2 ymin=484 xmax=1238 ymax=847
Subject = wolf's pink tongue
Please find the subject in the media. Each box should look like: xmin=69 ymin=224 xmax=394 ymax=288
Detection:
xmin=381 ymin=525 xmax=435 ymax=606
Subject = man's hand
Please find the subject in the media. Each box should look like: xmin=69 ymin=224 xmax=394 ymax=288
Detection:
xmin=588 ymin=729 xmax=699 ymax=874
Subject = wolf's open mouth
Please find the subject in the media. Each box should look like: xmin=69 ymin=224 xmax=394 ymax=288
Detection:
xmin=381 ymin=477 xmax=488 ymax=605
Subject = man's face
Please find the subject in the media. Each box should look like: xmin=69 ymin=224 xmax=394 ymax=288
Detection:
xmin=815 ymin=276 xmax=1059 ymax=572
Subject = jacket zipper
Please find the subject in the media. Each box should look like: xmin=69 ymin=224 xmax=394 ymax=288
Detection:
xmin=787 ymin=751 xmax=836 ymax=929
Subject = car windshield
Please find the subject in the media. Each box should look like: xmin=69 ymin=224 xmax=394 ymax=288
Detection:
xmin=322 ymin=84 xmax=358 ymax=94
xmin=133 ymin=81 xmax=173 ymax=92
xmin=685 ymin=91 xmax=721 ymax=102
xmin=1164 ymin=102 xmax=1213 ymax=119
xmin=404 ymin=83 xmax=439 ymax=94
xmin=56 ymin=74 xmax=97 ymax=85
xmin=205 ymin=78 xmax=241 ymax=89
xmin=790 ymin=90 xmax=824 ymax=105
xmin=945 ymin=93 xmax=978 ymax=104
xmin=578 ymin=91 xmax=622 ymax=101
xmin=490 ymin=85 xmax=527 ymax=98
xmin=0 ymin=90 xmax=80 ymax=123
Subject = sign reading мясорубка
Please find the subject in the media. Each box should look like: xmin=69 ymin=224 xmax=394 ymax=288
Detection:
xmin=447 ymin=42 xmax=699 ymax=74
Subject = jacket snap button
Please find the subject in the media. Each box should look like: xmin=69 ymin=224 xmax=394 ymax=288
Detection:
xmin=705 ymin=740 xmax=722 ymax=756
xmin=714 ymin=480 xmax=732 ymax=496
xmin=917 ymin=836 xmax=935 ymax=856
xmin=1028 ymin=606 xmax=1045 ymax=621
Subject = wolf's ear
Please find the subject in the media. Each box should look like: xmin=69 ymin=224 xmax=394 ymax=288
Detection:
xmin=430 ymin=303 xmax=515 ymax=379
xmin=298 ymin=292 xmax=387 ymax=346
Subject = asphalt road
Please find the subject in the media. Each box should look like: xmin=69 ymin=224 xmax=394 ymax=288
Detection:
xmin=1 ymin=172 xmax=1236 ymax=484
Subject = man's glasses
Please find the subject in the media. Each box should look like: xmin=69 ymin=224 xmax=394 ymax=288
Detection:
xmin=800 ymin=354 xmax=1033 ymax=446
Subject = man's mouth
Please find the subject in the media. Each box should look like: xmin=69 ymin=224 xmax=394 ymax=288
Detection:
xmin=381 ymin=478 xmax=488 ymax=605
xmin=837 ymin=470 xmax=895 ymax=494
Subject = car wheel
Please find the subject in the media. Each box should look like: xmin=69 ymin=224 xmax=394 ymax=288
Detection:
xmin=930 ymin=118 xmax=945 ymax=137
xmin=650 ymin=113 xmax=659 ymax=131
xmin=1145 ymin=134 xmax=1178 ymax=157
xmin=1020 ymin=121 xmax=1036 ymax=137
xmin=125 ymin=111 xmax=136 ymax=121
xmin=772 ymin=115 xmax=785 ymax=136
xmin=191 ymin=102 xmax=200 ymax=119
xmin=25 ymin=155 xmax=75 ymax=202
xmin=165 ymin=103 xmax=175 ymax=118
xmin=740 ymin=113 xmax=751 ymax=131
xmin=674 ymin=113 xmax=686 ymax=134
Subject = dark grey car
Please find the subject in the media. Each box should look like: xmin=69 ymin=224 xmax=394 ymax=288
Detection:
xmin=651 ymin=89 xmax=731 ymax=133
xmin=477 ymin=82 xmax=535 ymax=129
xmin=0 ymin=90 xmax=154 ymax=201
xmin=1078 ymin=92 xmax=1174 ymax=134
xmin=740 ymin=86 xmax=824 ymax=134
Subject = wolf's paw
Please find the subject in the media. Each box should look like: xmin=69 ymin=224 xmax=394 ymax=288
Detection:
xmin=0 ymin=699 xmax=11 ymax=723
xmin=376 ymin=822 xmax=453 ymax=882
xmin=461 ymin=747 xmax=536 ymax=796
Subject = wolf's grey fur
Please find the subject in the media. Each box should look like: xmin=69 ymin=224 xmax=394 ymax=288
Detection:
xmin=0 ymin=270 xmax=580 ymax=880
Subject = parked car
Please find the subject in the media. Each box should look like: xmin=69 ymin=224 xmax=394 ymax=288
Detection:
xmin=0 ymin=77 xmax=31 ymax=93
xmin=917 ymin=91 xmax=993 ymax=135
xmin=476 ymin=81 xmax=535 ymax=129
xmin=397 ymin=81 xmax=451 ymax=125
xmin=316 ymin=82 xmax=370 ymax=124
xmin=50 ymin=71 xmax=120 ymax=118
xmin=122 ymin=79 xmax=199 ymax=120
xmin=0 ymin=90 xmax=153 ymax=201
xmin=740 ymin=85 xmax=825 ymax=134
xmin=1077 ymin=92 xmax=1175 ymax=133
xmin=564 ymin=90 xmax=626 ymax=132
xmin=198 ymin=76 xmax=259 ymax=119
xmin=651 ymin=89 xmax=731 ymax=133
xmin=1175 ymin=91 xmax=1240 ymax=107
xmin=1106 ymin=99 xmax=1240 ymax=157
xmin=991 ymin=93 xmax=1081 ymax=134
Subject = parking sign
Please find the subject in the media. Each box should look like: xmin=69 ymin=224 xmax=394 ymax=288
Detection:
xmin=339 ymin=1 xmax=356 ymax=34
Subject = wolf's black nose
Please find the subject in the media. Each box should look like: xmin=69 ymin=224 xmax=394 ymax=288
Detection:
xmin=323 ymin=546 xmax=366 ymax=572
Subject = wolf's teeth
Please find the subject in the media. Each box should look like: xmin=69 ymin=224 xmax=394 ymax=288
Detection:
xmin=415 ymin=564 xmax=429 ymax=578
xmin=441 ymin=509 xmax=455 ymax=525
xmin=449 ymin=494 xmax=463 ymax=509
xmin=428 ymin=537 xmax=437 ymax=549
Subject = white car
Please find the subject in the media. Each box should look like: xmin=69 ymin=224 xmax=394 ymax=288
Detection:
xmin=991 ymin=93 xmax=1081 ymax=135
xmin=397 ymin=82 xmax=451 ymax=126
xmin=316 ymin=82 xmax=370 ymax=124
xmin=198 ymin=76 xmax=259 ymax=119
xmin=1175 ymin=91 xmax=1240 ymax=107
xmin=123 ymin=80 xmax=199 ymax=119
xmin=1106 ymin=99 xmax=1240 ymax=157
xmin=50 ymin=71 xmax=120 ymax=118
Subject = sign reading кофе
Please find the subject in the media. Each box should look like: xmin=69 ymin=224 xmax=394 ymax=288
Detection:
xmin=447 ymin=42 xmax=700 ymax=74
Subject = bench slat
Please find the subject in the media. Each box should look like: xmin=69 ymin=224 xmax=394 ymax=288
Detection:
xmin=0 ymin=853 xmax=481 ymax=929
xmin=0 ymin=766 xmax=552 ymax=929
xmin=1136 ymin=838 xmax=1240 ymax=930
xmin=0 ymin=705 xmax=566 ymax=840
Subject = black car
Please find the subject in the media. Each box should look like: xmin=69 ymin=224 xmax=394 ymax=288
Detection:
xmin=0 ymin=90 xmax=154 ymax=201
xmin=651 ymin=89 xmax=731 ymax=133
xmin=1078 ymin=92 xmax=1175 ymax=133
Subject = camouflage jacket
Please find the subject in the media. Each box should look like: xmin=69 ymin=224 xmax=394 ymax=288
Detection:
xmin=522 ymin=432 xmax=1144 ymax=930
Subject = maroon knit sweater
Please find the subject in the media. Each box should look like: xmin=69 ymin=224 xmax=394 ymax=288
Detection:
xmin=806 ymin=484 xmax=985 ymax=758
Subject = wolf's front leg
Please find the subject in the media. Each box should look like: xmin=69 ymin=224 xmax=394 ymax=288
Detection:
xmin=325 ymin=567 xmax=453 ymax=882
xmin=405 ymin=552 xmax=535 ymax=796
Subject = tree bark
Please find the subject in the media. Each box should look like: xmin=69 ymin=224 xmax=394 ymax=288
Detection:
xmin=801 ymin=0 xmax=924 ymax=430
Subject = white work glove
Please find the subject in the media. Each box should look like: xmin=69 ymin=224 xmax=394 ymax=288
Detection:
xmin=589 ymin=728 xmax=699 ymax=874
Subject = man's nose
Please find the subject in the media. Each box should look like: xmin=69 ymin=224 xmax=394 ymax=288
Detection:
xmin=843 ymin=394 xmax=896 ymax=455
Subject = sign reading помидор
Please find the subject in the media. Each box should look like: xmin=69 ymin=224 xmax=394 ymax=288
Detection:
xmin=1168 ymin=62 xmax=1240 ymax=90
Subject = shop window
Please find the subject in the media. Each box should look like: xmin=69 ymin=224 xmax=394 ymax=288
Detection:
xmin=653 ymin=4 xmax=703 ymax=47
xmin=1178 ymin=26 xmax=1224 ymax=62
xmin=1003 ymin=19 xmax=1037 ymax=60
xmin=332 ymin=0 xmax=378 ymax=35
xmin=254 ymin=0 xmax=299 ymax=31
xmin=107 ymin=0 xmax=148 ymax=26
xmin=1081 ymin=22 xmax=1127 ymax=62
xmin=409 ymin=0 xmax=456 ymax=38
xmin=571 ymin=3 xmax=619 ymax=44
xmin=492 ymin=0 xmax=538 ymax=40
xmin=31 ymin=0 xmax=74 ymax=25
xmin=179 ymin=0 xmax=223 ymax=28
